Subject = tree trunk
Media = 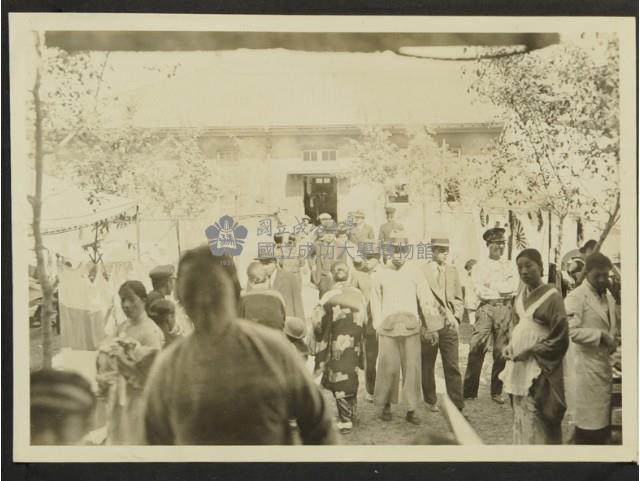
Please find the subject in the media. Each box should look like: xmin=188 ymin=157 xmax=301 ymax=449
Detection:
xmin=175 ymin=218 xmax=182 ymax=258
xmin=552 ymin=214 xmax=566 ymax=290
xmin=554 ymin=214 xmax=565 ymax=266
xmin=576 ymin=193 xmax=621 ymax=287
xmin=594 ymin=192 xmax=621 ymax=253
xmin=31 ymin=32 xmax=56 ymax=370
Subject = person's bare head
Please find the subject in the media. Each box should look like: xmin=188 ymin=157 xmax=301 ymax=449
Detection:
xmin=247 ymin=262 xmax=268 ymax=286
xmin=331 ymin=261 xmax=350 ymax=283
xmin=259 ymin=258 xmax=277 ymax=276
xmin=176 ymin=246 xmax=239 ymax=333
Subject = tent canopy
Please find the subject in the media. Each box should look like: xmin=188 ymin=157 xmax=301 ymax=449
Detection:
xmin=29 ymin=170 xmax=138 ymax=235
xmin=45 ymin=32 xmax=560 ymax=53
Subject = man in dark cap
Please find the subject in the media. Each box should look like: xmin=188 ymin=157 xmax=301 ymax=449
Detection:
xmin=146 ymin=265 xmax=176 ymax=316
xmin=310 ymin=222 xmax=341 ymax=297
xmin=31 ymin=369 xmax=96 ymax=445
xmin=378 ymin=207 xmax=404 ymax=243
xmin=462 ymin=226 xmax=520 ymax=404
xmin=419 ymin=237 xmax=465 ymax=413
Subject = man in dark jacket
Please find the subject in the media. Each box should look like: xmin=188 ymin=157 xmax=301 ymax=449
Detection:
xmin=146 ymin=265 xmax=176 ymax=316
xmin=251 ymin=255 xmax=305 ymax=319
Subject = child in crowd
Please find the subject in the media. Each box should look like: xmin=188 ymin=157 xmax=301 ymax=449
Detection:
xmin=148 ymin=298 xmax=183 ymax=347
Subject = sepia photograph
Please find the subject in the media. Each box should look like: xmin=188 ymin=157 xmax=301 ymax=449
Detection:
xmin=8 ymin=14 xmax=637 ymax=462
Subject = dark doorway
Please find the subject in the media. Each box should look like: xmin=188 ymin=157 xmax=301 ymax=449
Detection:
xmin=303 ymin=175 xmax=338 ymax=224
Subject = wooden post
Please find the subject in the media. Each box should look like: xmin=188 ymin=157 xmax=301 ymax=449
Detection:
xmin=440 ymin=138 xmax=447 ymax=219
xmin=507 ymin=210 xmax=514 ymax=260
xmin=547 ymin=209 xmax=554 ymax=284
xmin=438 ymin=393 xmax=483 ymax=444
xmin=135 ymin=206 xmax=141 ymax=261
xmin=175 ymin=218 xmax=182 ymax=258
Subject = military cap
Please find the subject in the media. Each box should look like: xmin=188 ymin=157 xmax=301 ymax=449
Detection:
xmin=430 ymin=237 xmax=450 ymax=248
xmin=482 ymin=227 xmax=506 ymax=243
xmin=148 ymin=264 xmax=175 ymax=280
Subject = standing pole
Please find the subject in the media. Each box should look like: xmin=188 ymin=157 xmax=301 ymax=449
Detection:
xmin=547 ymin=210 xmax=553 ymax=283
xmin=440 ymin=138 xmax=447 ymax=224
xmin=135 ymin=206 xmax=141 ymax=261
xmin=176 ymin=218 xmax=182 ymax=258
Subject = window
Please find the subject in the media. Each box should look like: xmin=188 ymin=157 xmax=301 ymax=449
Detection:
xmin=303 ymin=149 xmax=337 ymax=162
xmin=303 ymin=150 xmax=318 ymax=162
xmin=218 ymin=149 xmax=238 ymax=162
xmin=321 ymin=150 xmax=337 ymax=161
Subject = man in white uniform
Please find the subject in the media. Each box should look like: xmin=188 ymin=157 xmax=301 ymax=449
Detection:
xmin=462 ymin=227 xmax=520 ymax=404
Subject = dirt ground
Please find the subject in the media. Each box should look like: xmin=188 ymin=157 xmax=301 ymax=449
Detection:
xmin=31 ymin=319 xmax=568 ymax=445
xmin=320 ymin=321 xmax=512 ymax=445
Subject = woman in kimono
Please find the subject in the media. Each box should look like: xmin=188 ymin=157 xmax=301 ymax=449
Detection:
xmin=312 ymin=261 xmax=365 ymax=435
xmin=97 ymin=280 xmax=164 ymax=445
xmin=501 ymin=249 xmax=569 ymax=444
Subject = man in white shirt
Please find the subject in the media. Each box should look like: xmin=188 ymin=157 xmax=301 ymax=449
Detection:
xmin=370 ymin=237 xmax=441 ymax=425
xmin=462 ymin=227 xmax=520 ymax=404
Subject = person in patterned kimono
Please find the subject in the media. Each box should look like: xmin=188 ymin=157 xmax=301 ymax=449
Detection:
xmin=312 ymin=260 xmax=366 ymax=435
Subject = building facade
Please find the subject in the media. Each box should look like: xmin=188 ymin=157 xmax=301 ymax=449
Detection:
xmin=195 ymin=122 xmax=502 ymax=240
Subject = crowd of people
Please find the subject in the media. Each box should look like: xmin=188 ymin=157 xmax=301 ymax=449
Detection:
xmin=30 ymin=207 xmax=622 ymax=447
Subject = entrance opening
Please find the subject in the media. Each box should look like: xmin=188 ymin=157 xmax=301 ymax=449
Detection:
xmin=303 ymin=175 xmax=337 ymax=224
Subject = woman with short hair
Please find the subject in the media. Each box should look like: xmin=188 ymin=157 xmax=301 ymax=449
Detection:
xmin=97 ymin=280 xmax=164 ymax=445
